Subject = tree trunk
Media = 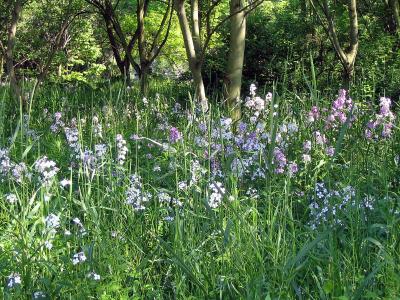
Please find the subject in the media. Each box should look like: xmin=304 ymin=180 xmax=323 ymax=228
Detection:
xmin=104 ymin=12 xmax=127 ymax=79
xmin=344 ymin=0 xmax=358 ymax=86
xmin=192 ymin=64 xmax=207 ymax=107
xmin=175 ymin=0 xmax=208 ymax=111
xmin=319 ymin=0 xmax=358 ymax=88
xmin=124 ymin=56 xmax=131 ymax=86
xmin=140 ymin=64 xmax=150 ymax=96
xmin=6 ymin=0 xmax=22 ymax=102
xmin=225 ymin=0 xmax=246 ymax=123
xmin=0 ymin=55 xmax=4 ymax=79
xmin=390 ymin=0 xmax=400 ymax=33
xmin=137 ymin=0 xmax=149 ymax=95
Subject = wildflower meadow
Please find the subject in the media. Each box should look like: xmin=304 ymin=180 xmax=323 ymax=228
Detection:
xmin=0 ymin=81 xmax=399 ymax=299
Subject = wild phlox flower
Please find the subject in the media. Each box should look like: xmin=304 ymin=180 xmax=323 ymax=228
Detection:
xmin=11 ymin=162 xmax=29 ymax=183
xmin=64 ymin=125 xmax=80 ymax=160
xmin=92 ymin=116 xmax=103 ymax=139
xmin=273 ymin=147 xmax=287 ymax=174
xmin=314 ymin=131 xmax=328 ymax=145
xmin=208 ymin=182 xmax=225 ymax=208
xmin=307 ymin=106 xmax=320 ymax=123
xmin=365 ymin=96 xmax=396 ymax=139
xmin=7 ymin=272 xmax=21 ymax=288
xmin=308 ymin=183 xmax=372 ymax=230
xmin=33 ymin=291 xmax=47 ymax=299
xmin=126 ymin=174 xmax=151 ymax=211
xmin=60 ymin=178 xmax=72 ymax=188
xmin=34 ymin=156 xmax=59 ymax=185
xmin=325 ymin=146 xmax=335 ymax=157
xmin=288 ymin=162 xmax=298 ymax=176
xmin=94 ymin=144 xmax=107 ymax=158
xmin=325 ymin=89 xmax=355 ymax=129
xmin=87 ymin=272 xmax=101 ymax=281
xmin=0 ymin=148 xmax=12 ymax=179
xmin=50 ymin=112 xmax=65 ymax=133
xmin=190 ymin=160 xmax=207 ymax=187
xmin=72 ymin=251 xmax=87 ymax=265
xmin=116 ymin=134 xmax=128 ymax=165
xmin=158 ymin=192 xmax=183 ymax=207
xmin=44 ymin=240 xmax=53 ymax=250
xmin=6 ymin=193 xmax=18 ymax=204
xmin=45 ymin=214 xmax=60 ymax=230
xmin=169 ymin=127 xmax=182 ymax=143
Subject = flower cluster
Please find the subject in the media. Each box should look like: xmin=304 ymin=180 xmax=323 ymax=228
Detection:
xmin=158 ymin=192 xmax=183 ymax=207
xmin=7 ymin=272 xmax=21 ymax=288
xmin=116 ymin=134 xmax=128 ymax=165
xmin=50 ymin=112 xmax=65 ymax=133
xmin=92 ymin=116 xmax=103 ymax=139
xmin=308 ymin=183 xmax=373 ymax=230
xmin=0 ymin=149 xmax=29 ymax=183
xmin=94 ymin=143 xmax=107 ymax=159
xmin=272 ymin=147 xmax=287 ymax=174
xmin=244 ymin=84 xmax=270 ymax=121
xmin=208 ymin=181 xmax=225 ymax=208
xmin=302 ymin=140 xmax=312 ymax=163
xmin=72 ymin=251 xmax=87 ymax=265
xmin=87 ymin=272 xmax=101 ymax=281
xmin=6 ymin=193 xmax=18 ymax=204
xmin=365 ymin=97 xmax=396 ymax=139
xmin=169 ymin=127 xmax=182 ymax=143
xmin=325 ymin=89 xmax=355 ymax=130
xmin=307 ymin=106 xmax=320 ymax=123
xmin=0 ymin=148 xmax=12 ymax=179
xmin=189 ymin=160 xmax=207 ymax=187
xmin=34 ymin=156 xmax=59 ymax=185
xmin=126 ymin=174 xmax=151 ymax=211
xmin=80 ymin=149 xmax=97 ymax=171
xmin=45 ymin=214 xmax=60 ymax=231
xmin=65 ymin=124 xmax=80 ymax=160
xmin=11 ymin=162 xmax=29 ymax=183
xmin=33 ymin=291 xmax=47 ymax=299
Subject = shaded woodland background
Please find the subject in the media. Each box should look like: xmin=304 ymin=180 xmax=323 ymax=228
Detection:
xmin=1 ymin=0 xmax=400 ymax=107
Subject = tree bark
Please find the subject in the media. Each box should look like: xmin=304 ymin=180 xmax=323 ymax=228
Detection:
xmin=137 ymin=0 xmax=149 ymax=95
xmin=175 ymin=0 xmax=208 ymax=111
xmin=318 ymin=0 xmax=358 ymax=88
xmin=6 ymin=0 xmax=22 ymax=102
xmin=0 ymin=54 xmax=4 ymax=79
xmin=389 ymin=0 xmax=400 ymax=33
xmin=225 ymin=0 xmax=246 ymax=123
xmin=104 ymin=12 xmax=126 ymax=78
xmin=140 ymin=64 xmax=149 ymax=96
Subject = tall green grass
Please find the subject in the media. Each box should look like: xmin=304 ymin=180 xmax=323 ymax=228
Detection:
xmin=0 ymin=78 xmax=399 ymax=299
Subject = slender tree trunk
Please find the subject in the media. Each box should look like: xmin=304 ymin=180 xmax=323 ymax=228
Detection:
xmin=111 ymin=13 xmax=141 ymax=77
xmin=344 ymin=0 xmax=358 ymax=86
xmin=319 ymin=0 xmax=358 ymax=88
xmin=175 ymin=0 xmax=208 ymax=111
xmin=225 ymin=0 xmax=246 ymax=122
xmin=104 ymin=14 xmax=126 ymax=78
xmin=137 ymin=0 xmax=149 ymax=96
xmin=0 ymin=55 xmax=3 ymax=79
xmin=140 ymin=64 xmax=150 ymax=96
xmin=389 ymin=0 xmax=400 ymax=32
xmin=6 ymin=0 xmax=22 ymax=102
xmin=192 ymin=64 xmax=207 ymax=106
xmin=124 ymin=57 xmax=131 ymax=86
xmin=191 ymin=0 xmax=202 ymax=55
